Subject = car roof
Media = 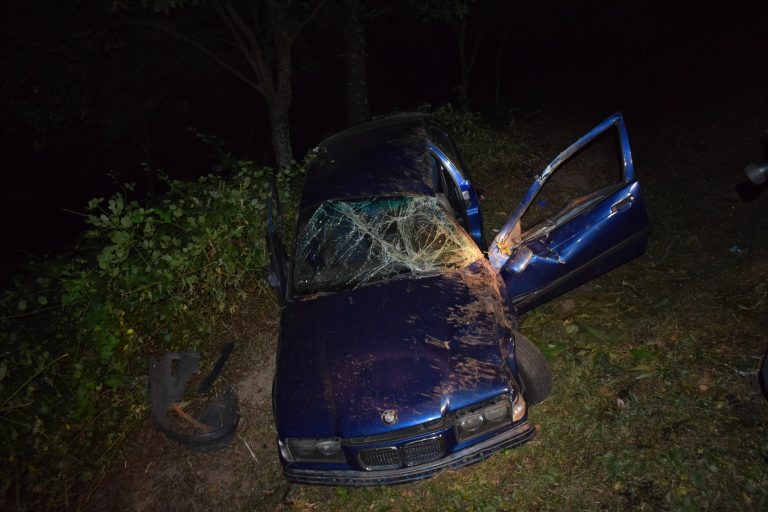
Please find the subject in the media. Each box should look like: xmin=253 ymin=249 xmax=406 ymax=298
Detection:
xmin=298 ymin=113 xmax=436 ymax=212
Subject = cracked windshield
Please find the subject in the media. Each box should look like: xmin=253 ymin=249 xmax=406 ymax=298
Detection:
xmin=293 ymin=196 xmax=483 ymax=294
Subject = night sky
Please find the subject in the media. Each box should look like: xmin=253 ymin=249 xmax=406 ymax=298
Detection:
xmin=1 ymin=1 xmax=766 ymax=282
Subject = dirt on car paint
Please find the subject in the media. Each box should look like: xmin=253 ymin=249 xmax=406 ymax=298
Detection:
xmin=84 ymin=99 xmax=768 ymax=511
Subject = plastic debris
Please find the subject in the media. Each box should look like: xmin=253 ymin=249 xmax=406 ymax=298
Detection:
xmin=149 ymin=341 xmax=239 ymax=450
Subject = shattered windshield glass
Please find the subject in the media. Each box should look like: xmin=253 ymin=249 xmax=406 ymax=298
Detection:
xmin=292 ymin=196 xmax=483 ymax=295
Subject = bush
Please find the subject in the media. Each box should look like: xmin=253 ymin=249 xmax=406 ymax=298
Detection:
xmin=431 ymin=104 xmax=538 ymax=182
xmin=0 ymin=157 xmax=305 ymax=508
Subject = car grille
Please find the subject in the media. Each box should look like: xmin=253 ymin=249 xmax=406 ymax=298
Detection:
xmin=402 ymin=436 xmax=445 ymax=466
xmin=358 ymin=436 xmax=445 ymax=471
xmin=359 ymin=446 xmax=401 ymax=470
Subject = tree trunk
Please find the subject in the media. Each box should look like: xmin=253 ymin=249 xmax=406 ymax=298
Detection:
xmin=215 ymin=0 xmax=298 ymax=169
xmin=455 ymin=21 xmax=470 ymax=112
xmin=454 ymin=18 xmax=482 ymax=113
xmin=266 ymin=0 xmax=296 ymax=169
xmin=494 ymin=31 xmax=508 ymax=107
xmin=148 ymin=0 xmax=327 ymax=169
xmin=269 ymin=97 xmax=294 ymax=170
xmin=341 ymin=0 xmax=370 ymax=126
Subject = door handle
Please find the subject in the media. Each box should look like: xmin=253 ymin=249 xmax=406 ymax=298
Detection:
xmin=611 ymin=195 xmax=635 ymax=213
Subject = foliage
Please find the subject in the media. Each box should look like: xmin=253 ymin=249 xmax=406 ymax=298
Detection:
xmin=228 ymin=106 xmax=768 ymax=512
xmin=432 ymin=104 xmax=537 ymax=178
xmin=431 ymin=104 xmax=539 ymax=243
xmin=0 ymin=152 xmax=306 ymax=508
xmin=275 ymin=107 xmax=768 ymax=512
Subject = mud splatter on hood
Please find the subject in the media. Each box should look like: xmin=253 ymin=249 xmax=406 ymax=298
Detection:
xmin=274 ymin=261 xmax=515 ymax=439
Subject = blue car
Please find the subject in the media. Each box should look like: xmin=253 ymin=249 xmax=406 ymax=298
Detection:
xmin=266 ymin=112 xmax=649 ymax=485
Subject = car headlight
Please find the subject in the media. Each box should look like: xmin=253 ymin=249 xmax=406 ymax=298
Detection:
xmin=285 ymin=437 xmax=346 ymax=463
xmin=455 ymin=394 xmax=526 ymax=442
xmin=511 ymin=392 xmax=526 ymax=422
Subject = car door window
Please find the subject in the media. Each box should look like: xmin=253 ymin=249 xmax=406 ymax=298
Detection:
xmin=488 ymin=113 xmax=649 ymax=312
xmin=428 ymin=138 xmax=486 ymax=249
xmin=442 ymin=166 xmax=469 ymax=228
xmin=429 ymin=150 xmax=469 ymax=228
xmin=519 ymin=127 xmax=625 ymax=239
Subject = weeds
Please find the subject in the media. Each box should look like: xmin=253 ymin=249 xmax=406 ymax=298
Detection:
xmin=4 ymin=105 xmax=768 ymax=511
xmin=0 ymin=154 xmax=306 ymax=508
xmin=267 ymin=109 xmax=768 ymax=511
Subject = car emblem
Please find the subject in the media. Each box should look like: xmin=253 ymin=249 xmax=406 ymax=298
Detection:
xmin=381 ymin=409 xmax=398 ymax=425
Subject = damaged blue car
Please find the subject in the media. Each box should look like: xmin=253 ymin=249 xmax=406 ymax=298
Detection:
xmin=266 ymin=112 xmax=649 ymax=485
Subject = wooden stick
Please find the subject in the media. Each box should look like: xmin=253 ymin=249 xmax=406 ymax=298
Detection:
xmin=169 ymin=402 xmax=215 ymax=433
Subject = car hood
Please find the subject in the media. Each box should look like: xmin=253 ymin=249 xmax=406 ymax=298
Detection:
xmin=274 ymin=261 xmax=515 ymax=439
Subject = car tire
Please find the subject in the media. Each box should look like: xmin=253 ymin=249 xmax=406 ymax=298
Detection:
xmin=513 ymin=329 xmax=552 ymax=404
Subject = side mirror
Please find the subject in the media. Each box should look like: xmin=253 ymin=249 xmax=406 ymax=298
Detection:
xmin=507 ymin=246 xmax=533 ymax=273
xmin=745 ymin=160 xmax=768 ymax=185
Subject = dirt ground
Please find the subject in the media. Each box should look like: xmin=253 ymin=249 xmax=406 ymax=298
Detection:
xmin=86 ymin=300 xmax=288 ymax=512
xmin=83 ymin=96 xmax=768 ymax=511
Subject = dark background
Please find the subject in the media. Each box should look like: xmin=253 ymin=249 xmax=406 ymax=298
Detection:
xmin=1 ymin=0 xmax=766 ymax=282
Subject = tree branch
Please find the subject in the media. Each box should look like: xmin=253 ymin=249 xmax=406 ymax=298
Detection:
xmin=221 ymin=0 xmax=259 ymax=56
xmin=125 ymin=19 xmax=261 ymax=94
xmin=290 ymin=0 xmax=328 ymax=42
xmin=467 ymin=26 xmax=484 ymax=76
xmin=214 ymin=0 xmax=273 ymax=97
xmin=169 ymin=403 xmax=215 ymax=433
xmin=361 ymin=1 xmax=396 ymax=19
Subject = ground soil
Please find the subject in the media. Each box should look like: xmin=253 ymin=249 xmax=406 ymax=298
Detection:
xmin=84 ymin=93 xmax=768 ymax=511
xmin=86 ymin=298 xmax=287 ymax=512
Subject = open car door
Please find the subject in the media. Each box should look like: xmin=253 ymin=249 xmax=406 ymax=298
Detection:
xmin=488 ymin=113 xmax=650 ymax=314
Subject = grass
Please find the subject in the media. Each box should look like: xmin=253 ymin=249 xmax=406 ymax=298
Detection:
xmin=250 ymin=109 xmax=768 ymax=511
xmin=88 ymin=104 xmax=768 ymax=511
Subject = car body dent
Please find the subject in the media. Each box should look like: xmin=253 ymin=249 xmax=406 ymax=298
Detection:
xmin=298 ymin=114 xmax=433 ymax=212
xmin=270 ymin=111 xmax=649 ymax=484
xmin=488 ymin=112 xmax=649 ymax=312
xmin=489 ymin=112 xmax=638 ymax=268
xmin=282 ymin=420 xmax=535 ymax=485
xmin=274 ymin=261 xmax=517 ymax=440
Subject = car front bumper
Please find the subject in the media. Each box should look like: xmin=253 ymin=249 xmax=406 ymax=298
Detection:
xmin=283 ymin=420 xmax=535 ymax=486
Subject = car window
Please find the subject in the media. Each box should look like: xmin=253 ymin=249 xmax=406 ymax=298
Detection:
xmin=427 ymin=125 xmax=461 ymax=168
xmin=441 ymin=167 xmax=469 ymax=227
xmin=429 ymin=150 xmax=470 ymax=229
xmin=520 ymin=127 xmax=625 ymax=239
xmin=292 ymin=196 xmax=483 ymax=295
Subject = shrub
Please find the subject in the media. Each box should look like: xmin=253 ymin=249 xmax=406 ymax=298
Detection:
xmin=0 ymin=157 xmax=305 ymax=508
xmin=431 ymin=103 xmax=538 ymax=182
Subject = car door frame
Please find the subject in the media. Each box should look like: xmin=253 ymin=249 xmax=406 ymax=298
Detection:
xmin=266 ymin=192 xmax=289 ymax=305
xmin=427 ymin=141 xmax=486 ymax=248
xmin=488 ymin=112 xmax=650 ymax=313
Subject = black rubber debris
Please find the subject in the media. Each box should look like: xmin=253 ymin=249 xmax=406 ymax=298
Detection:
xmin=149 ymin=341 xmax=239 ymax=450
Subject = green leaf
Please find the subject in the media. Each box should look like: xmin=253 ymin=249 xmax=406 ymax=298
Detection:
xmin=35 ymin=276 xmax=52 ymax=287
xmin=630 ymin=347 xmax=655 ymax=362
xmin=576 ymin=322 xmax=622 ymax=344
xmin=110 ymin=230 xmax=131 ymax=245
